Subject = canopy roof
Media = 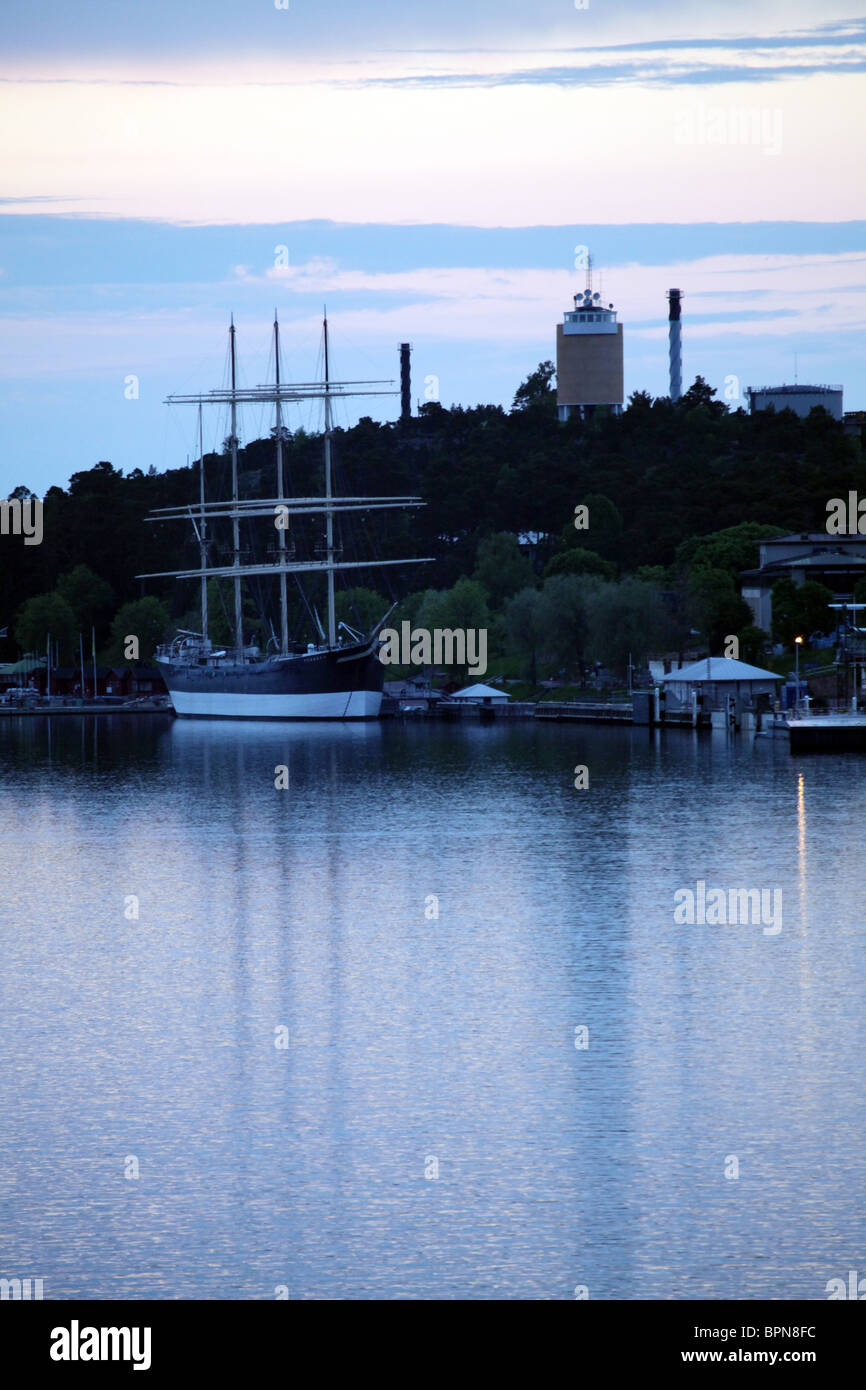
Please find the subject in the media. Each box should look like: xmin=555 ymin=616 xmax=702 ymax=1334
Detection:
xmin=663 ymin=657 xmax=781 ymax=684
xmin=451 ymin=682 xmax=508 ymax=700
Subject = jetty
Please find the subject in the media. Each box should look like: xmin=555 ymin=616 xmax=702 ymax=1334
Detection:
xmin=0 ymin=697 xmax=172 ymax=718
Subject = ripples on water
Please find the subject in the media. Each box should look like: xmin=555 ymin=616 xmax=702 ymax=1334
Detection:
xmin=0 ymin=714 xmax=863 ymax=1299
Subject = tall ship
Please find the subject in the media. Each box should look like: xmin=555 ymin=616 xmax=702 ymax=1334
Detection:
xmin=139 ymin=314 xmax=429 ymax=719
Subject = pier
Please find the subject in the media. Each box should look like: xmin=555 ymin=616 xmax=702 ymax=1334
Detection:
xmin=383 ymin=694 xmax=711 ymax=727
xmin=0 ymin=698 xmax=172 ymax=718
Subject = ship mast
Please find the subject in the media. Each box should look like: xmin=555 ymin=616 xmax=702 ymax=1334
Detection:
xmin=145 ymin=319 xmax=434 ymax=626
xmin=229 ymin=316 xmax=243 ymax=654
xmin=274 ymin=312 xmax=288 ymax=655
xmin=323 ymin=309 xmax=336 ymax=647
xmin=198 ymin=402 xmax=208 ymax=643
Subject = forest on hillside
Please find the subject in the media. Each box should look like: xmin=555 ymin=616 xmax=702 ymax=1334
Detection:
xmin=2 ymin=369 xmax=864 ymax=681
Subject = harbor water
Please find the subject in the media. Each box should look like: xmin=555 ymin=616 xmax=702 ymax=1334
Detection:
xmin=0 ymin=716 xmax=863 ymax=1299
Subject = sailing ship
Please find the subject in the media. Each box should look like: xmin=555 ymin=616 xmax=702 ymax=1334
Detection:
xmin=139 ymin=314 xmax=430 ymax=719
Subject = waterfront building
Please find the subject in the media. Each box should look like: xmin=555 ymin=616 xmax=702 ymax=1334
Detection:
xmin=663 ymin=657 xmax=780 ymax=717
xmin=450 ymin=683 xmax=509 ymax=704
xmin=741 ymin=533 xmax=866 ymax=632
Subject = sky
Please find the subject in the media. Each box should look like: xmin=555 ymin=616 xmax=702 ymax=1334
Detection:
xmin=1 ymin=1 xmax=865 ymax=494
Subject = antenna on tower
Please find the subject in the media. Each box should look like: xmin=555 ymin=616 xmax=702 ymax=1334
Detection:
xmin=585 ymin=253 xmax=593 ymax=298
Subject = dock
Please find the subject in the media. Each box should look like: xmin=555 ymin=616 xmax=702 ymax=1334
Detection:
xmin=384 ymin=695 xmax=708 ymax=726
xmin=534 ymin=700 xmax=632 ymax=723
xmin=0 ymin=699 xmax=172 ymax=718
xmin=788 ymin=712 xmax=866 ymax=751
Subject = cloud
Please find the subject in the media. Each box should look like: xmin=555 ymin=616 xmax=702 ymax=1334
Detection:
xmin=3 ymin=236 xmax=865 ymax=491
xmin=0 ymin=194 xmax=79 ymax=204
xmin=2 ymin=251 xmax=864 ymax=384
xmin=360 ymin=22 xmax=866 ymax=90
xmin=4 ymin=16 xmax=865 ymax=89
xmin=2 ymin=67 xmax=864 ymax=226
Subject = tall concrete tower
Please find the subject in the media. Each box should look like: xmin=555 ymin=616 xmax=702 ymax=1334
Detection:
xmin=667 ymin=289 xmax=682 ymax=402
xmin=555 ymin=262 xmax=623 ymax=422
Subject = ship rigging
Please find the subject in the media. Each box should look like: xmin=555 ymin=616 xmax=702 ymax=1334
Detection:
xmin=137 ymin=313 xmax=431 ymax=719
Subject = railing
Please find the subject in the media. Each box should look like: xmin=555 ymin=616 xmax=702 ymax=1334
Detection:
xmin=535 ymin=701 xmax=632 ymax=721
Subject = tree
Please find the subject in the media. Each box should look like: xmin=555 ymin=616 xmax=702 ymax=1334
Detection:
xmin=738 ymin=624 xmax=770 ymax=666
xmin=636 ymin=565 xmax=669 ymax=586
xmin=561 ymin=493 xmax=623 ymax=559
xmin=688 ymin=566 xmax=752 ymax=652
xmin=798 ymin=581 xmax=835 ymax=638
xmin=511 ymin=361 xmax=556 ymax=415
xmin=335 ymin=587 xmax=387 ymax=635
xmin=4 ymin=382 xmax=862 ymax=654
xmin=437 ymin=577 xmax=490 ymax=634
xmin=771 ymin=578 xmax=834 ymax=645
xmin=56 ymin=565 xmax=115 ymax=630
xmin=675 ymin=522 xmax=786 ymax=581
xmin=109 ymin=597 xmax=170 ymax=663
xmin=14 ymin=592 xmax=77 ymax=660
xmin=503 ymin=586 xmax=543 ymax=684
xmin=537 ymin=574 xmax=598 ymax=679
xmin=472 ymin=532 xmax=533 ymax=610
xmin=585 ymin=578 xmax=673 ymax=678
xmin=770 ymin=579 xmax=800 ymax=645
xmin=677 ymin=375 xmax=727 ymax=417
xmin=544 ymin=547 xmax=616 ymax=581
xmin=390 ymin=589 xmax=430 ymax=629
xmin=413 ymin=587 xmax=448 ymax=636
xmin=412 ymin=578 xmax=490 ymax=679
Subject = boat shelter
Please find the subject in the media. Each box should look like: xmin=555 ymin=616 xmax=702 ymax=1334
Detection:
xmin=663 ymin=657 xmax=781 ymax=722
xmin=450 ymin=683 xmax=509 ymax=704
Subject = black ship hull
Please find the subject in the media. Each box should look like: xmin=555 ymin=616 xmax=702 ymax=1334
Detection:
xmin=158 ymin=641 xmax=384 ymax=720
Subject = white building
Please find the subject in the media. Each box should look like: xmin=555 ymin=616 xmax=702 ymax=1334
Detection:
xmin=663 ymin=657 xmax=780 ymax=713
xmin=746 ymin=384 xmax=843 ymax=421
xmin=450 ymin=683 xmax=509 ymax=704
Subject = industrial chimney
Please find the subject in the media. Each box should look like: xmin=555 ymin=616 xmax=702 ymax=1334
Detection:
xmin=667 ymin=289 xmax=682 ymax=402
xmin=399 ymin=342 xmax=412 ymax=421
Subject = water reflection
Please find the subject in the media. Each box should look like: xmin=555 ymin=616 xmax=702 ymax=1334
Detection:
xmin=0 ymin=718 xmax=863 ymax=1298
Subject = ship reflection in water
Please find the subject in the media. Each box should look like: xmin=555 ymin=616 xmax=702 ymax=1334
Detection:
xmin=0 ymin=717 xmax=864 ymax=1299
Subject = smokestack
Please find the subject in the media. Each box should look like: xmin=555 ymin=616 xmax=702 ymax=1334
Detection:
xmin=667 ymin=289 xmax=682 ymax=402
xmin=400 ymin=342 xmax=412 ymax=421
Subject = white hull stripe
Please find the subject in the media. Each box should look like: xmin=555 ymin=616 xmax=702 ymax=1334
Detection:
xmin=169 ymin=688 xmax=382 ymax=720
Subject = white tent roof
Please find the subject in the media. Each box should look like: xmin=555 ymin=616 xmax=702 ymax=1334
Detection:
xmin=663 ymin=656 xmax=781 ymax=684
xmin=451 ymin=682 xmax=509 ymax=700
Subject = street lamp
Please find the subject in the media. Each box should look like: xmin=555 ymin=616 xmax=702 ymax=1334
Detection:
xmin=794 ymin=635 xmax=804 ymax=714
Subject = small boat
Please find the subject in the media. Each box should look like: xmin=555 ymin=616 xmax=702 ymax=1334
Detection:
xmin=754 ymin=712 xmax=789 ymax=739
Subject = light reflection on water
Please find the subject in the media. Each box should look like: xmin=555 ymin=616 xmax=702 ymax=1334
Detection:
xmin=0 ymin=714 xmax=863 ymax=1299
